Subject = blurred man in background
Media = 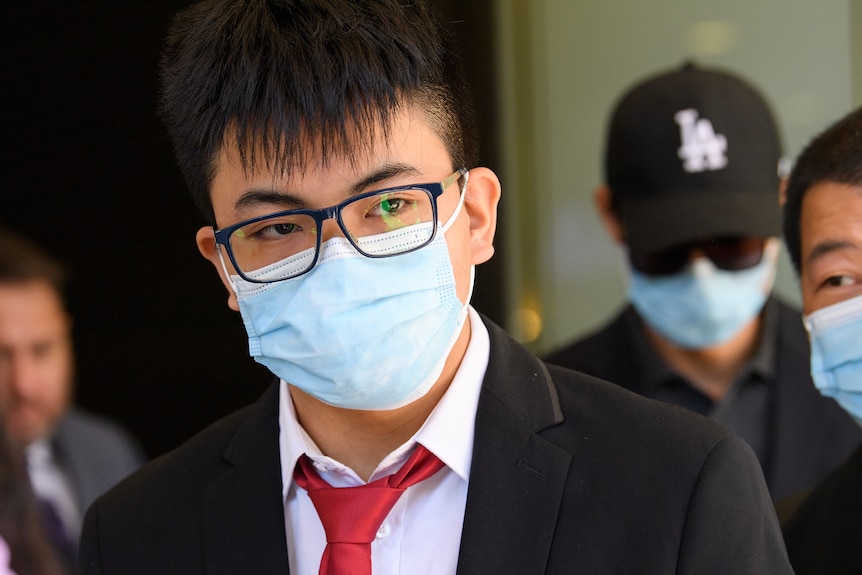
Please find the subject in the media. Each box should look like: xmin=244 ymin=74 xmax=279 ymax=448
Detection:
xmin=776 ymin=105 xmax=862 ymax=575
xmin=545 ymin=63 xmax=862 ymax=501
xmin=0 ymin=228 xmax=146 ymax=570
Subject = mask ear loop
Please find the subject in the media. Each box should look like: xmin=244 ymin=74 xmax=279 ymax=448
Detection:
xmin=758 ymin=237 xmax=781 ymax=293
xmin=215 ymin=244 xmax=240 ymax=296
xmin=439 ymin=169 xmax=476 ymax=310
xmin=465 ymin=263 xmax=476 ymax=307
xmin=439 ymin=169 xmax=469 ymax=234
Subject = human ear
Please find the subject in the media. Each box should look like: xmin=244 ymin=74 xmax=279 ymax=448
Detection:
xmin=778 ymin=176 xmax=788 ymax=206
xmin=593 ymin=184 xmax=625 ymax=244
xmin=463 ymin=167 xmax=501 ymax=265
xmin=195 ymin=226 xmax=240 ymax=312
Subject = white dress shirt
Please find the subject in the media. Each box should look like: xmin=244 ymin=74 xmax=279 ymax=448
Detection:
xmin=279 ymin=306 xmax=489 ymax=575
xmin=26 ymin=438 xmax=81 ymax=543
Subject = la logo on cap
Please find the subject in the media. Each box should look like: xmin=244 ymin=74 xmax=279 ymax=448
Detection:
xmin=675 ymin=108 xmax=728 ymax=173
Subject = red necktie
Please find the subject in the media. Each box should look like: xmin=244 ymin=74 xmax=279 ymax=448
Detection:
xmin=294 ymin=444 xmax=445 ymax=575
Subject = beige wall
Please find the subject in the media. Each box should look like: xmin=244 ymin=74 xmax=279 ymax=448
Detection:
xmin=854 ymin=0 xmax=862 ymax=105
xmin=496 ymin=0 xmax=859 ymax=353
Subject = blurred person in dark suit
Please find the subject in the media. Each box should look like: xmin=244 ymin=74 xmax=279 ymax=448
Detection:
xmin=0 ymin=228 xmax=146 ymax=570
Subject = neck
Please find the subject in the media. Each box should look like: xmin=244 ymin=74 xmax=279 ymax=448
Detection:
xmin=290 ymin=320 xmax=471 ymax=481
xmin=644 ymin=314 xmax=763 ymax=402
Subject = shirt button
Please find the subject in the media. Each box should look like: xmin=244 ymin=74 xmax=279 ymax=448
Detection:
xmin=376 ymin=522 xmax=391 ymax=539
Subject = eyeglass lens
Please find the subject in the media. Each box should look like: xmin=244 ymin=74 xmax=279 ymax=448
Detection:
xmin=630 ymin=236 xmax=766 ymax=276
xmin=229 ymin=187 xmax=436 ymax=281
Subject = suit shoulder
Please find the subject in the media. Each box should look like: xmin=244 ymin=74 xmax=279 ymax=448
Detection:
xmin=57 ymin=408 xmax=146 ymax=462
xmin=778 ymin=447 xmax=862 ymax=558
xmin=545 ymin=363 xmax=736 ymax=453
xmin=61 ymin=408 xmax=137 ymax=442
xmin=96 ymin=403 xmax=254 ymax=508
xmin=543 ymin=307 xmax=633 ymax=373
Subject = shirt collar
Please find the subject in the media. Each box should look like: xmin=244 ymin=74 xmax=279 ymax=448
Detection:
xmin=279 ymin=305 xmax=489 ymax=496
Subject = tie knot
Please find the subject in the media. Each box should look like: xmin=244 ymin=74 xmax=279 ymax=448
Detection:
xmin=305 ymin=485 xmax=403 ymax=543
xmin=293 ymin=445 xmax=445 ymax=575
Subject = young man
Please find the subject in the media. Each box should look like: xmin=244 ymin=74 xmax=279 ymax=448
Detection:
xmin=545 ymin=63 xmax=862 ymax=501
xmin=776 ymin=106 xmax=862 ymax=575
xmin=79 ymin=2 xmax=792 ymax=573
xmin=0 ymin=228 xmax=146 ymax=571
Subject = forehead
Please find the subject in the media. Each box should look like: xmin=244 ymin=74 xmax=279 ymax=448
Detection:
xmin=209 ymin=106 xmax=450 ymax=226
xmin=0 ymin=282 xmax=67 ymax=341
xmin=799 ymin=181 xmax=862 ymax=311
xmin=800 ymin=181 xmax=862 ymax=259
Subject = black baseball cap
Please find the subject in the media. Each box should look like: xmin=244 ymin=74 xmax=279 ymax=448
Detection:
xmin=605 ymin=62 xmax=783 ymax=254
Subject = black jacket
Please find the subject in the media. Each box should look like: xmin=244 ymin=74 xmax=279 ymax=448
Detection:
xmin=80 ymin=317 xmax=791 ymax=574
xmin=544 ymin=297 xmax=862 ymax=501
xmin=777 ymin=445 xmax=862 ymax=575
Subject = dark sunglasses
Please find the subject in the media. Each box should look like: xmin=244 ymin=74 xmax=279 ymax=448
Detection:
xmin=629 ymin=236 xmax=767 ymax=276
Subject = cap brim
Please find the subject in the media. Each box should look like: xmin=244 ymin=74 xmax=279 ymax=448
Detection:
xmin=617 ymin=188 xmax=782 ymax=253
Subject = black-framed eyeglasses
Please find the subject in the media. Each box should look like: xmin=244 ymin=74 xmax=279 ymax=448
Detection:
xmin=214 ymin=168 xmax=468 ymax=283
xmin=629 ymin=236 xmax=767 ymax=276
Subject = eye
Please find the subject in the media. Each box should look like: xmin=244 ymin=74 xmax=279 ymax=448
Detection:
xmin=237 ymin=219 xmax=306 ymax=241
xmin=821 ymin=274 xmax=858 ymax=288
xmin=266 ymin=222 xmax=301 ymax=236
xmin=32 ymin=340 xmax=58 ymax=360
xmin=367 ymin=194 xmax=418 ymax=218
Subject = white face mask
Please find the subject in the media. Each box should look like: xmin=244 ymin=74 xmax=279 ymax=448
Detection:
xmin=805 ymin=294 xmax=862 ymax=427
xmin=226 ymin=180 xmax=472 ymax=410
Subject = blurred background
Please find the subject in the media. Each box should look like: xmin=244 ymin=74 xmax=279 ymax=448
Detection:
xmin=500 ymin=0 xmax=862 ymax=356
xmin=3 ymin=0 xmax=860 ymax=458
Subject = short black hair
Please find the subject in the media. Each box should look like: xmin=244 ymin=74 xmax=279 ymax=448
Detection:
xmin=0 ymin=227 xmax=67 ymax=302
xmin=782 ymin=106 xmax=862 ymax=274
xmin=158 ymin=0 xmax=478 ymax=224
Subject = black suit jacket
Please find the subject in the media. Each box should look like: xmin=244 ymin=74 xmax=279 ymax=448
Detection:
xmin=80 ymin=317 xmax=791 ymax=574
xmin=776 ymin=445 xmax=862 ymax=575
xmin=544 ymin=297 xmax=862 ymax=501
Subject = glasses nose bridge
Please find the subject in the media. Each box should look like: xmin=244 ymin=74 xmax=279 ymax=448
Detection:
xmin=320 ymin=205 xmax=340 ymax=222
xmin=317 ymin=204 xmax=352 ymax=241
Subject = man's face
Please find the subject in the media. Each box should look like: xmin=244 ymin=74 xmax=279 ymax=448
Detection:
xmin=196 ymin=105 xmax=500 ymax=401
xmin=0 ymin=281 xmax=73 ymax=447
xmin=799 ymin=181 xmax=862 ymax=314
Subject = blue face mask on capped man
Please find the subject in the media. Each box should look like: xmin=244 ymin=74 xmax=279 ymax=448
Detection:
xmin=626 ymin=239 xmax=780 ymax=349
xmin=805 ymin=294 xmax=862 ymax=427
xmin=222 ymin=172 xmax=472 ymax=411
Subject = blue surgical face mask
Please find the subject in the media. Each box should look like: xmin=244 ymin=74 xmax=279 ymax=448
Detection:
xmin=223 ymin=179 xmax=471 ymax=411
xmin=804 ymin=294 xmax=862 ymax=427
xmin=625 ymin=240 xmax=778 ymax=349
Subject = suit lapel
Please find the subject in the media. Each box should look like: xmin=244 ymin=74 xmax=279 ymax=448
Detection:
xmin=457 ymin=318 xmax=571 ymax=575
xmin=201 ymin=382 xmax=291 ymax=575
xmin=51 ymin=415 xmax=92 ymax=510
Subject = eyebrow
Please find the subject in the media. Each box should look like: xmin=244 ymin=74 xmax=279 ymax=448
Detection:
xmin=234 ymin=190 xmax=307 ymax=211
xmin=349 ymin=163 xmax=421 ymax=196
xmin=805 ymin=239 xmax=859 ymax=266
xmin=232 ymin=162 xmax=422 ymax=213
